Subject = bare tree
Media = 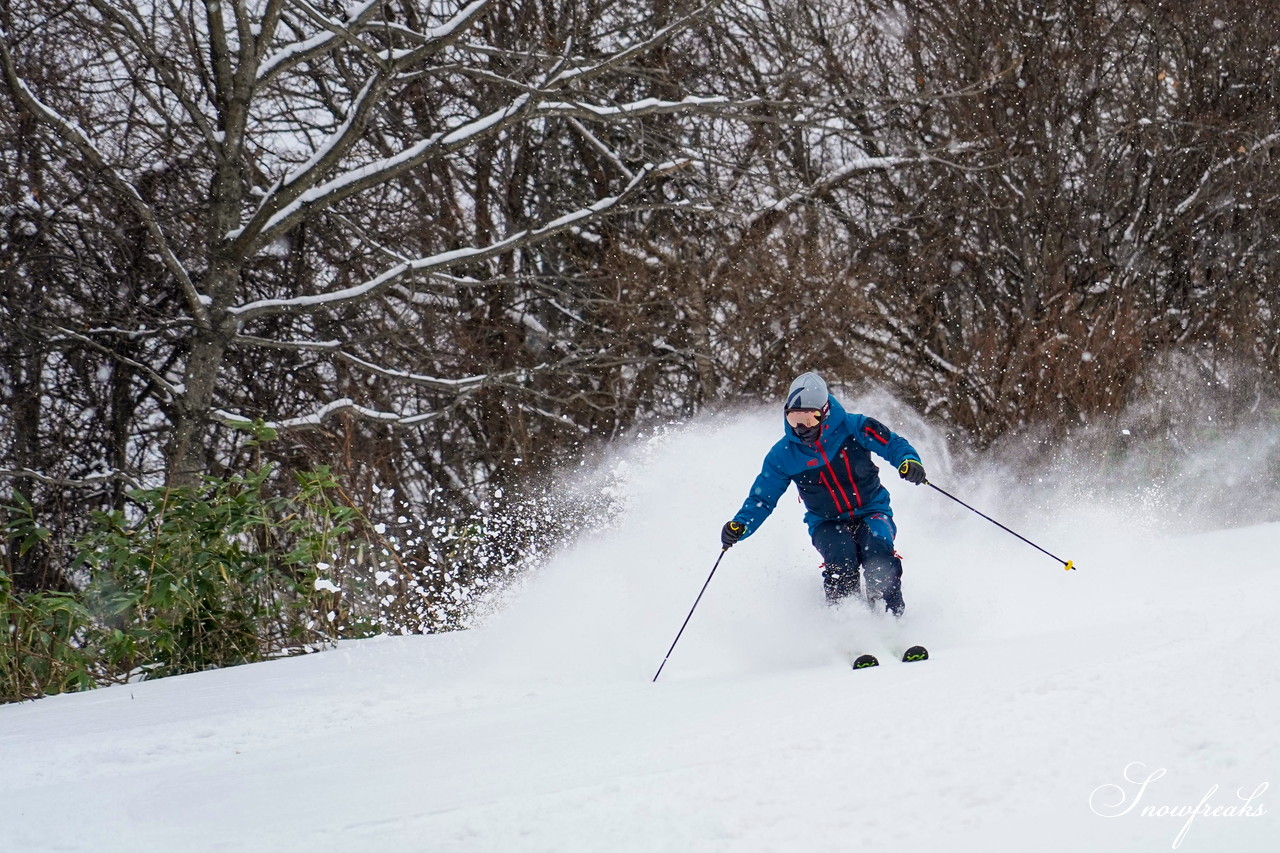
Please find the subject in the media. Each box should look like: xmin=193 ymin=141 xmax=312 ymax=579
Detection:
xmin=6 ymin=0 xmax=1276 ymax=599
xmin=691 ymin=0 xmax=1280 ymax=440
xmin=0 ymin=0 xmax=734 ymax=489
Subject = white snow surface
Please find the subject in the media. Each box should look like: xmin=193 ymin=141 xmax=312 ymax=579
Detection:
xmin=3 ymin=410 xmax=1277 ymax=852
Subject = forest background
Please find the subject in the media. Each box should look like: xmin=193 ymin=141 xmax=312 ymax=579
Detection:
xmin=2 ymin=0 xmax=1277 ymax=701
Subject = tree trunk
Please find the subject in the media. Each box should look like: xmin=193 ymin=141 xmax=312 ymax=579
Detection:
xmin=166 ymin=324 xmax=229 ymax=488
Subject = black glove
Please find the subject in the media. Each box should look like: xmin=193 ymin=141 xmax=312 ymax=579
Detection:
xmin=721 ymin=520 xmax=746 ymax=548
xmin=898 ymin=459 xmax=927 ymax=485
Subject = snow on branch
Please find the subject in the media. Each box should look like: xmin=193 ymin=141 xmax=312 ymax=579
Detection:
xmin=528 ymin=407 xmax=592 ymax=435
xmin=333 ymin=353 xmax=490 ymax=392
xmin=234 ymin=92 xmax=535 ymax=249
xmin=536 ymin=95 xmax=747 ymax=120
xmin=0 ymin=468 xmax=141 ymax=489
xmin=234 ymin=2 xmax=721 ymax=254
xmin=215 ymin=399 xmax=412 ymax=431
xmin=49 ymin=326 xmax=187 ymax=398
xmin=231 ymin=335 xmax=343 ymax=352
xmin=216 ymin=396 xmax=463 ymax=431
xmin=268 ymin=75 xmax=387 ymax=206
xmin=245 ymin=2 xmax=494 ymax=243
xmin=744 ymin=155 xmax=911 ymax=231
xmin=212 ymin=349 xmax=639 ymax=431
xmin=255 ymin=0 xmax=383 ymax=86
xmin=567 ymin=118 xmax=636 ymax=180
xmin=230 ymin=160 xmax=685 ymax=321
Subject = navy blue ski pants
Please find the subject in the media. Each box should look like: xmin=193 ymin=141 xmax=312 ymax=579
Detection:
xmin=812 ymin=513 xmax=904 ymax=615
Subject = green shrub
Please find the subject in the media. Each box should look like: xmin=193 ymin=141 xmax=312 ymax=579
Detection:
xmin=0 ymin=572 xmax=97 ymax=701
xmin=1 ymin=456 xmax=564 ymax=703
xmin=74 ymin=464 xmax=359 ymax=681
xmin=1 ymin=465 xmax=365 ymax=702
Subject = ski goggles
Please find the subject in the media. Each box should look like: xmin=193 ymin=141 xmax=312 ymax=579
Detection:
xmin=785 ymin=408 xmax=824 ymax=428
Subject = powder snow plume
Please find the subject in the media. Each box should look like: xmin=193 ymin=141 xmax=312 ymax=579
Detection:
xmin=466 ymin=397 xmax=1278 ymax=684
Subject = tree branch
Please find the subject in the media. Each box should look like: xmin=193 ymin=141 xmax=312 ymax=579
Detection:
xmin=230 ymin=159 xmax=687 ymax=321
xmin=0 ymin=468 xmax=141 ymax=489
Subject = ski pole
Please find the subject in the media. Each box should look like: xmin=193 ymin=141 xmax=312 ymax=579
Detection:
xmin=927 ymin=481 xmax=1076 ymax=571
xmin=652 ymin=547 xmax=730 ymax=682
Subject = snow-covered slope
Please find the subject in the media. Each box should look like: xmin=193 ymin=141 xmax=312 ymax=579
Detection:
xmin=3 ymin=410 xmax=1277 ymax=852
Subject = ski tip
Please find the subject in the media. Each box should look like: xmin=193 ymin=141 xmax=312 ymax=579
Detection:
xmin=901 ymin=645 xmax=929 ymax=662
xmin=852 ymin=654 xmax=880 ymax=670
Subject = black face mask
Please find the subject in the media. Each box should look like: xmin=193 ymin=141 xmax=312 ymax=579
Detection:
xmin=794 ymin=422 xmax=822 ymax=445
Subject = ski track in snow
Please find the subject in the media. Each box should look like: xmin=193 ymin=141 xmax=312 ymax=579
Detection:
xmin=2 ymin=409 xmax=1277 ymax=852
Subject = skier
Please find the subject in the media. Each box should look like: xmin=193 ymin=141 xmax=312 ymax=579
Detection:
xmin=720 ymin=372 xmax=927 ymax=616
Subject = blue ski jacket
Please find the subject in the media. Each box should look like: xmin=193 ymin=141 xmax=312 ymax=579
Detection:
xmin=732 ymin=396 xmax=921 ymax=540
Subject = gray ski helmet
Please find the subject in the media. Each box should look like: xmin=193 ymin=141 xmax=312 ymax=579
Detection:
xmin=785 ymin=372 xmax=829 ymax=411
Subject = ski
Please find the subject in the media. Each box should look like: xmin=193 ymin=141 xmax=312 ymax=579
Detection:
xmin=901 ymin=645 xmax=929 ymax=662
xmin=851 ymin=646 xmax=928 ymax=670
